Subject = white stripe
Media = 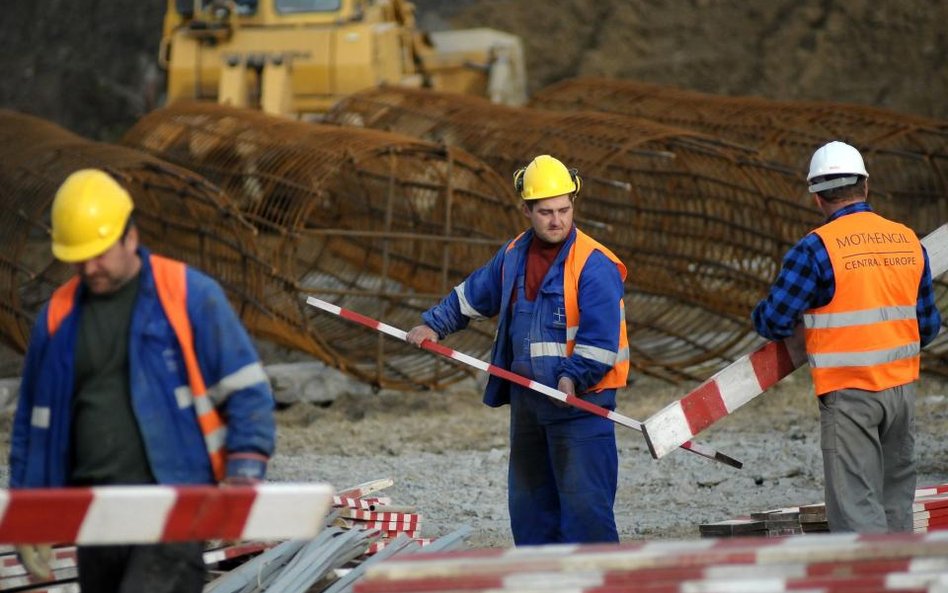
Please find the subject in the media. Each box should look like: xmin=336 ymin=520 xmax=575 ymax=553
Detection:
xmin=31 ymin=406 xmax=50 ymax=429
xmin=205 ymin=426 xmax=227 ymax=453
xmin=804 ymin=305 xmax=916 ymax=329
xmin=808 ymin=342 xmax=920 ymax=368
xmin=241 ymin=483 xmax=335 ymax=540
xmin=716 ymin=358 xmax=762 ymax=413
xmin=704 ymin=564 xmax=806 ymax=579
xmin=683 ymin=578 xmax=788 ymax=593
xmin=530 ymin=342 xmax=567 ymax=358
xmin=886 ymin=572 xmax=948 ymax=589
xmin=574 ymin=343 xmax=619 ymax=366
xmin=174 ymin=385 xmax=193 ymax=410
xmin=503 ymin=572 xmax=604 ymax=589
xmin=77 ymin=486 xmax=177 ymax=544
xmin=454 ymin=283 xmax=486 ymax=320
xmin=566 ymin=325 xmax=578 ymax=340
xmin=208 ymin=362 xmax=269 ymax=406
xmin=194 ymin=393 xmax=216 ymax=416
xmin=640 ymin=539 xmax=716 ymax=554
xmin=641 ymin=402 xmax=693 ymax=458
xmin=305 ymin=297 xmax=340 ymax=315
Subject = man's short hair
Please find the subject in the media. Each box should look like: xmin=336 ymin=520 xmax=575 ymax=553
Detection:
xmin=816 ymin=176 xmax=867 ymax=203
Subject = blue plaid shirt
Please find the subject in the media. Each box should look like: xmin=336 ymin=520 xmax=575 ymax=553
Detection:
xmin=753 ymin=202 xmax=941 ymax=346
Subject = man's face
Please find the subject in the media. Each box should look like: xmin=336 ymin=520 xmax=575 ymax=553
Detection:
xmin=74 ymin=227 xmax=141 ymax=295
xmin=522 ymin=194 xmax=574 ymax=244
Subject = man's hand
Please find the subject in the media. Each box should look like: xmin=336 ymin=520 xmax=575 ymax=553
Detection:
xmin=406 ymin=325 xmax=438 ymax=347
xmin=557 ymin=376 xmax=575 ymax=396
xmin=16 ymin=544 xmax=52 ymax=580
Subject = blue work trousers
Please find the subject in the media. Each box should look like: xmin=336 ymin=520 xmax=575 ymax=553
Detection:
xmin=507 ymin=280 xmax=619 ymax=545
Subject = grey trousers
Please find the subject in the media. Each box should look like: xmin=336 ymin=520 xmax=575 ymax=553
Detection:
xmin=819 ymin=383 xmax=916 ymax=533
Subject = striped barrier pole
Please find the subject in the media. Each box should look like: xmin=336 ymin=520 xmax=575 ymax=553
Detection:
xmin=305 ymin=297 xmax=742 ymax=469
xmin=642 ymin=223 xmax=948 ymax=460
xmin=354 ymin=532 xmax=948 ymax=589
xmin=0 ymin=483 xmax=333 ymax=545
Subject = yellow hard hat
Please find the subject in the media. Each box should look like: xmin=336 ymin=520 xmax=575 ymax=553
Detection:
xmin=51 ymin=169 xmax=134 ymax=262
xmin=513 ymin=155 xmax=582 ymax=200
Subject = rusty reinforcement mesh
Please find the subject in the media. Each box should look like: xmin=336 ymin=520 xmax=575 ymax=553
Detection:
xmin=122 ymin=101 xmax=520 ymax=389
xmin=324 ymin=87 xmax=948 ymax=380
xmin=0 ymin=109 xmax=290 ymax=355
xmin=531 ymin=77 xmax=948 ymax=236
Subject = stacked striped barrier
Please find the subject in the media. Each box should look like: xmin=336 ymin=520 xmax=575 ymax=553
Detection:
xmin=353 ymin=532 xmax=948 ymax=593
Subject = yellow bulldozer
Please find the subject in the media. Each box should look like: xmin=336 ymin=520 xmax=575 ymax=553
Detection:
xmin=160 ymin=0 xmax=528 ymax=117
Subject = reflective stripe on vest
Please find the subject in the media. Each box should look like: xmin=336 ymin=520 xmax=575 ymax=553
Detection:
xmin=805 ymin=211 xmax=923 ymax=395
xmin=508 ymin=229 xmax=630 ymax=392
xmin=47 ymin=255 xmax=228 ymax=481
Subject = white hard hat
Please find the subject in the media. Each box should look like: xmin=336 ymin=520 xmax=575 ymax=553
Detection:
xmin=807 ymin=141 xmax=868 ymax=193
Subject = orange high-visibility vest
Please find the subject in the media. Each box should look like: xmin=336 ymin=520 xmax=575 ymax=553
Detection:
xmin=565 ymin=230 xmax=630 ymax=391
xmin=805 ymin=211 xmax=923 ymax=395
xmin=48 ymin=255 xmax=227 ymax=481
xmin=508 ymin=229 xmax=630 ymax=392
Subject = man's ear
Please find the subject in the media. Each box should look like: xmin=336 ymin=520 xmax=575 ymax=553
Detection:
xmin=125 ymin=224 xmax=139 ymax=251
xmin=521 ymin=202 xmax=531 ymax=218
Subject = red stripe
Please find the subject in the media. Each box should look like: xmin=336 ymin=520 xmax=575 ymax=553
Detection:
xmin=162 ymin=486 xmax=256 ymax=541
xmin=0 ymin=489 xmax=93 ymax=544
xmin=806 ymin=557 xmax=909 ymax=576
xmin=339 ymin=307 xmax=383 ymax=331
xmin=681 ymin=380 xmax=727 ymax=435
xmin=916 ymin=497 xmax=948 ymax=511
xmin=750 ymin=340 xmax=796 ymax=391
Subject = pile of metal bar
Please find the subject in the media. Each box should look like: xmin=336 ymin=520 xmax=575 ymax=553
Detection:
xmin=122 ymin=102 xmax=518 ymax=389
xmin=0 ymin=109 xmax=274 ymax=354
xmin=531 ymin=77 xmax=948 ymax=235
xmin=324 ymin=87 xmax=824 ymax=381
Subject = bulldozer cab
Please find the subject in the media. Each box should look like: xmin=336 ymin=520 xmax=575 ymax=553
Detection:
xmin=160 ymin=0 xmax=526 ymax=117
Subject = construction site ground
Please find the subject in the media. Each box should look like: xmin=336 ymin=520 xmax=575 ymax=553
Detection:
xmin=257 ymin=358 xmax=948 ymax=548
xmin=1 ymin=341 xmax=947 ymax=549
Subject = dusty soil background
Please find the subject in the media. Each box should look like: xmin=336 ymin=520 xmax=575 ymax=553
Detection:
xmin=0 ymin=0 xmax=945 ymax=142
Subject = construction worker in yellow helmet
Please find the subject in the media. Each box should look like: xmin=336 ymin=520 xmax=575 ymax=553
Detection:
xmin=753 ymin=141 xmax=940 ymax=533
xmin=408 ymin=155 xmax=630 ymax=545
xmin=10 ymin=169 xmax=275 ymax=591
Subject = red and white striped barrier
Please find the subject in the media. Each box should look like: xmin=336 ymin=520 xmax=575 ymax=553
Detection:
xmin=305 ymin=297 xmax=742 ymax=469
xmin=353 ymin=532 xmax=948 ymax=593
xmin=338 ymin=509 xmax=420 ymax=523
xmin=336 ymin=479 xmax=394 ymax=500
xmin=334 ymin=496 xmax=393 ymax=511
xmin=367 ymin=538 xmax=432 ymax=555
xmin=642 ymin=223 xmax=948 ymax=460
xmin=0 ymin=483 xmax=333 ymax=545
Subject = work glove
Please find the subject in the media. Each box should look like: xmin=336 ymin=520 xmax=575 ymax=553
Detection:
xmin=15 ymin=544 xmax=53 ymax=581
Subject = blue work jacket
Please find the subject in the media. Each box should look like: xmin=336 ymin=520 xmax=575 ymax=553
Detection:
xmin=423 ymin=227 xmax=625 ymax=408
xmin=9 ymin=247 xmax=276 ymax=488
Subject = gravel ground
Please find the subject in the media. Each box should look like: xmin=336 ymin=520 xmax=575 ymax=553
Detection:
xmin=1 ymin=346 xmax=945 ymax=549
xmin=266 ymin=365 xmax=948 ymax=548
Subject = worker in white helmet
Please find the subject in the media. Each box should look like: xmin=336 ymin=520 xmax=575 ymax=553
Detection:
xmin=753 ymin=141 xmax=941 ymax=532
xmin=407 ymin=155 xmax=629 ymax=545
